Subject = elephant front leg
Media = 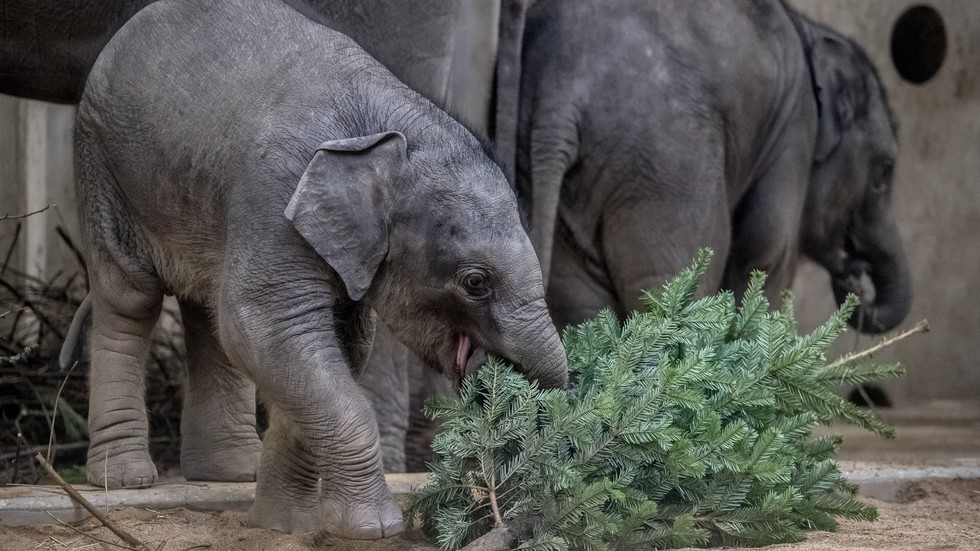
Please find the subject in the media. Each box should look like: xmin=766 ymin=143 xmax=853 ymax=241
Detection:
xmin=247 ymin=371 xmax=402 ymax=538
xmin=179 ymin=301 xmax=262 ymax=481
xmin=247 ymin=406 xmax=321 ymax=532
xmin=219 ymin=281 xmax=402 ymax=538
xmin=86 ymin=270 xmax=163 ymax=489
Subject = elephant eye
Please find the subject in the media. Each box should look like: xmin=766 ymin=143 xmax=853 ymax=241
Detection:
xmin=460 ymin=269 xmax=492 ymax=300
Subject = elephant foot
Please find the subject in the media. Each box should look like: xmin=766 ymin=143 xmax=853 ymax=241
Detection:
xmin=181 ymin=437 xmax=262 ymax=482
xmin=86 ymin=448 xmax=158 ymax=488
xmin=247 ymin=485 xmax=403 ymax=538
xmin=246 ymin=497 xmax=322 ymax=533
xmin=321 ymin=489 xmax=404 ymax=539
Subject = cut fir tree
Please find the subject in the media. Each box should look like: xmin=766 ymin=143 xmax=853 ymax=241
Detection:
xmin=407 ymin=250 xmax=914 ymax=550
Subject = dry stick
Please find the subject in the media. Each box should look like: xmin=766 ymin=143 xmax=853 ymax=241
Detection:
xmin=1 ymin=306 xmax=29 ymax=319
xmin=0 ymin=203 xmax=56 ymax=221
xmin=0 ymin=275 xmax=66 ymax=340
xmin=55 ymin=226 xmax=88 ymax=274
xmin=0 ymin=442 xmax=89 ymax=462
xmin=828 ymin=319 xmax=930 ymax=370
xmin=35 ymin=453 xmax=146 ymax=549
xmin=1 ymin=222 xmax=21 ymax=275
xmin=42 ymin=510 xmax=141 ymax=551
xmin=47 ymin=360 xmax=81 ymax=463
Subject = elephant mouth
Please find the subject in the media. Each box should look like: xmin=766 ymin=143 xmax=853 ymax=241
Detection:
xmin=451 ymin=333 xmax=484 ymax=385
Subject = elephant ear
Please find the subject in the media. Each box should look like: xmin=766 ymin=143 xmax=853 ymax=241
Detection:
xmin=285 ymin=131 xmax=407 ymax=301
xmin=811 ymin=34 xmax=865 ymax=163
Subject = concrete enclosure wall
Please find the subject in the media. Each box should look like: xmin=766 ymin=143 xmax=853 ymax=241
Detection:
xmin=788 ymin=0 xmax=980 ymax=404
xmin=0 ymin=98 xmax=79 ymax=279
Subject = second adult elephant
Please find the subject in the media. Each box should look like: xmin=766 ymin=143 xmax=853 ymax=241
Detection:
xmin=516 ymin=0 xmax=910 ymax=333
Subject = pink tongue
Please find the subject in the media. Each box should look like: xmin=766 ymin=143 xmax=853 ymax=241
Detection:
xmin=455 ymin=334 xmax=472 ymax=375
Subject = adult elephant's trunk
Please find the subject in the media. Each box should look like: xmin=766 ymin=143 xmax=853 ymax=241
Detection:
xmin=505 ymin=303 xmax=568 ymax=389
xmin=831 ymin=210 xmax=912 ymax=334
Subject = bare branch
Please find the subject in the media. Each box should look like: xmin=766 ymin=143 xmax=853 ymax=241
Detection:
xmin=35 ymin=453 xmax=146 ymax=549
xmin=47 ymin=360 xmax=81 ymax=462
xmin=828 ymin=319 xmax=930 ymax=369
xmin=0 ymin=204 xmax=56 ymax=221
xmin=42 ymin=510 xmax=141 ymax=551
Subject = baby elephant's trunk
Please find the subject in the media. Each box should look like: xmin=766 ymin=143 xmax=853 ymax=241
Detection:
xmin=511 ymin=307 xmax=569 ymax=389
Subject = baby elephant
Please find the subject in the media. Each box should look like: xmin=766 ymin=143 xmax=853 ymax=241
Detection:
xmin=70 ymin=0 xmax=566 ymax=539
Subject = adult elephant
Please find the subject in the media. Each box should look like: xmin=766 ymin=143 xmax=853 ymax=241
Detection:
xmin=0 ymin=0 xmax=497 ymax=128
xmin=515 ymin=0 xmax=910 ymax=334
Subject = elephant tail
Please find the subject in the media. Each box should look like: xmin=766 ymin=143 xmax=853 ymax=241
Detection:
xmin=59 ymin=293 xmax=92 ymax=370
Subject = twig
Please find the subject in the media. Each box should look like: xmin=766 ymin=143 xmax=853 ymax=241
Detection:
xmin=35 ymin=535 xmax=67 ymax=549
xmin=47 ymin=360 xmax=81 ymax=463
xmin=35 ymin=453 xmax=146 ymax=549
xmin=56 ymin=226 xmax=88 ymax=276
xmin=1 ymin=222 xmax=21 ymax=275
xmin=0 ymin=204 xmax=56 ymax=221
xmin=177 ymin=546 xmax=212 ymax=551
xmin=0 ymin=274 xmax=65 ymax=340
xmin=42 ymin=510 xmax=141 ymax=551
xmin=828 ymin=319 xmax=930 ymax=369
xmin=1 ymin=306 xmax=29 ymax=319
xmin=0 ymin=441 xmax=89 ymax=462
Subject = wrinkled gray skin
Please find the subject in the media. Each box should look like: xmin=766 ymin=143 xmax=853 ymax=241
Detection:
xmin=0 ymin=0 xmax=476 ymax=108
xmin=74 ymin=0 xmax=565 ymax=538
xmin=516 ymin=0 xmax=910 ymax=333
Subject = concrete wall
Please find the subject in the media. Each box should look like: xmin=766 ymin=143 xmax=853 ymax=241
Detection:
xmin=0 ymin=97 xmax=79 ymax=279
xmin=788 ymin=0 xmax=980 ymax=404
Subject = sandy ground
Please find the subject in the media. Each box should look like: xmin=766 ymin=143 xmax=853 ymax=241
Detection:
xmin=4 ymin=478 xmax=979 ymax=551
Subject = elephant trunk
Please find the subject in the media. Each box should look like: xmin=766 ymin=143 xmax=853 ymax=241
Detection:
xmin=507 ymin=303 xmax=568 ymax=389
xmin=832 ymin=212 xmax=912 ymax=334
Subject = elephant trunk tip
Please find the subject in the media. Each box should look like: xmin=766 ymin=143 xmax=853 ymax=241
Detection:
xmin=525 ymin=353 xmax=569 ymax=390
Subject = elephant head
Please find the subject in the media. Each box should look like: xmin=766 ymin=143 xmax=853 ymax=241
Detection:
xmin=286 ymin=130 xmax=567 ymax=389
xmin=799 ymin=21 xmax=911 ymax=334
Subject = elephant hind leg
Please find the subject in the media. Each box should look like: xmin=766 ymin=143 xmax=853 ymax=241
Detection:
xmin=178 ymin=300 xmax=261 ymax=481
xmin=546 ymin=226 xmax=620 ymax=328
xmin=600 ymin=171 xmax=731 ymax=316
xmin=85 ymin=259 xmax=164 ymax=489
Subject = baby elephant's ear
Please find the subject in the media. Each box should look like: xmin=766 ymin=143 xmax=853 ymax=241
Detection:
xmin=285 ymin=131 xmax=407 ymax=301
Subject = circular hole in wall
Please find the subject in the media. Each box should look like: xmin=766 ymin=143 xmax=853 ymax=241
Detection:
xmin=891 ymin=5 xmax=947 ymax=84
